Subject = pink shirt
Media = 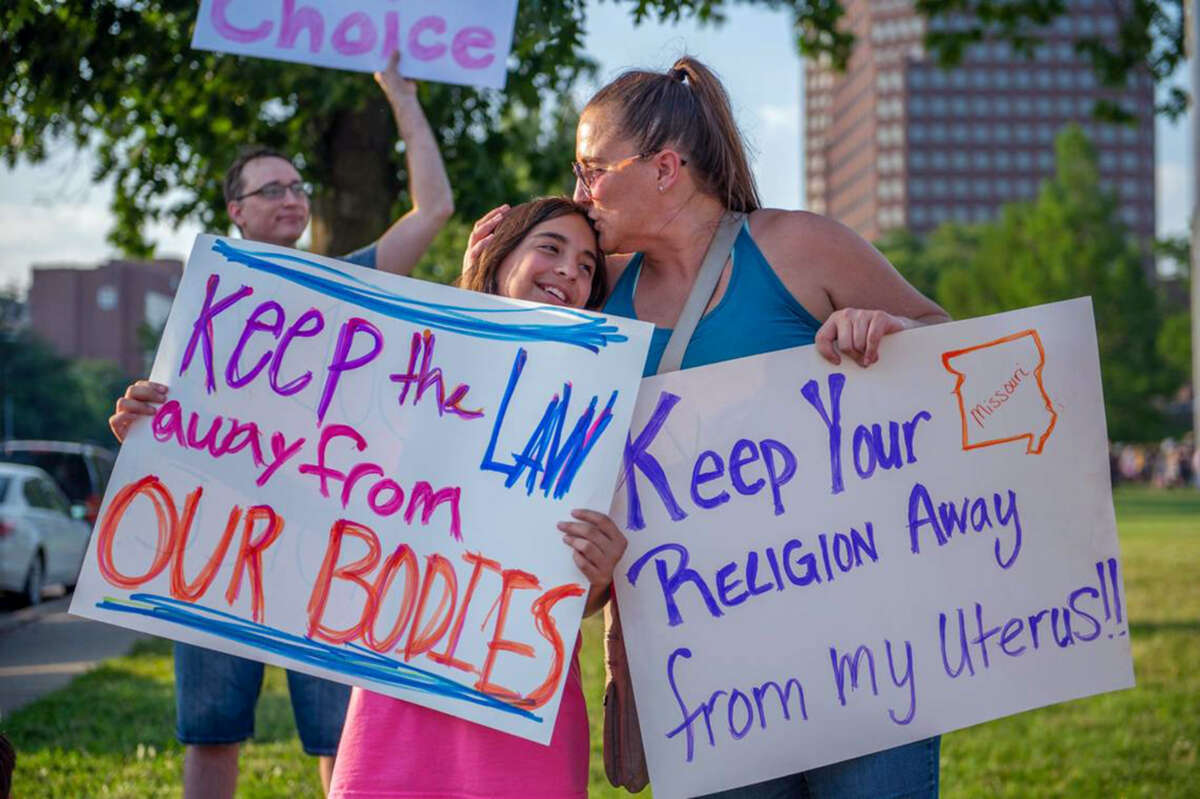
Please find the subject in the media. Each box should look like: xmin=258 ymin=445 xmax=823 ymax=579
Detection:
xmin=329 ymin=639 xmax=588 ymax=798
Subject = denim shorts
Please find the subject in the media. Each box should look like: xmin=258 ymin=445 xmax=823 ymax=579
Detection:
xmin=174 ymin=642 xmax=351 ymax=756
xmin=698 ymin=737 xmax=940 ymax=799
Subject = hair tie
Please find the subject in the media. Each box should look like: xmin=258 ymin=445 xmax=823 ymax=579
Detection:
xmin=669 ymin=67 xmax=687 ymax=83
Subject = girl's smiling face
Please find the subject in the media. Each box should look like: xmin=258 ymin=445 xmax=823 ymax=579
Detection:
xmin=493 ymin=213 xmax=599 ymax=308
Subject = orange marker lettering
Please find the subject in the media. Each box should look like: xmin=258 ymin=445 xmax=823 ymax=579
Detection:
xmin=171 ymin=501 xmax=239 ymax=602
xmin=427 ymin=550 xmax=501 ymax=673
xmin=96 ymin=476 xmax=184 ymax=589
xmin=306 ymin=519 xmax=382 ymax=643
xmin=475 ymin=569 xmax=540 ymax=705
xmin=404 ymin=554 xmax=459 ymax=660
xmin=364 ymin=544 xmax=420 ymax=653
xmin=523 ymin=582 xmax=585 ymax=709
xmin=224 ymin=505 xmax=284 ymax=624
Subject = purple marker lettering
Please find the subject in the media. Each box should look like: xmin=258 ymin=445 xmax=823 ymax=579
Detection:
xmin=318 ymin=317 xmax=383 ymax=424
xmin=179 ymin=275 xmax=253 ymax=394
xmin=621 ymin=391 xmax=687 ymax=531
xmin=800 ymin=373 xmax=846 ymax=494
xmin=626 ymin=542 xmax=721 ymax=626
xmin=227 ymin=301 xmax=284 ymax=389
xmin=270 ymin=308 xmax=324 ymax=396
xmin=884 ymin=639 xmax=916 ymax=725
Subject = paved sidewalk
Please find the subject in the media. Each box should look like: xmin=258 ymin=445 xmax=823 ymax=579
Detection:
xmin=0 ymin=594 xmax=147 ymax=717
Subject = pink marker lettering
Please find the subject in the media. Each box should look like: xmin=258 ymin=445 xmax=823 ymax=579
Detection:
xmin=452 ymin=27 xmax=495 ymax=70
xmin=211 ymin=0 xmax=272 ymax=43
xmin=277 ymin=0 xmax=324 ymax=53
xmin=332 ymin=12 xmax=377 ymax=56
xmin=408 ymin=16 xmax=447 ymax=61
xmin=300 ymin=423 xmax=367 ymax=498
xmin=382 ymin=10 xmax=401 ymax=58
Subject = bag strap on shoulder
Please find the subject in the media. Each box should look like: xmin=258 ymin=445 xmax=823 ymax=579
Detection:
xmin=657 ymin=211 xmax=745 ymax=374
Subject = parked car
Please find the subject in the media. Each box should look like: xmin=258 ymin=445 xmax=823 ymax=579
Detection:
xmin=0 ymin=441 xmax=116 ymax=525
xmin=0 ymin=463 xmax=92 ymax=605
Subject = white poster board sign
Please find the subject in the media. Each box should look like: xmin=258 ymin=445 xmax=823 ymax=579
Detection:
xmin=70 ymin=234 xmax=651 ymax=743
xmin=191 ymin=0 xmax=518 ymax=89
xmin=611 ymin=298 xmax=1134 ymax=797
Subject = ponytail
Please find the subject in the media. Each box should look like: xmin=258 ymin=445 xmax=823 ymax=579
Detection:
xmin=585 ymin=56 xmax=761 ymax=212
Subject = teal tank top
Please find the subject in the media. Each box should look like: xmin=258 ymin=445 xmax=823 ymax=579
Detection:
xmin=603 ymin=221 xmax=823 ymax=377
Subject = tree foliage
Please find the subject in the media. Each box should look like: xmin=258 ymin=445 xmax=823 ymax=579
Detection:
xmin=1 ymin=0 xmax=1186 ymax=263
xmin=1 ymin=0 xmax=598 ymax=259
xmin=0 ymin=331 xmax=116 ymax=443
xmin=881 ymin=126 xmax=1178 ymax=441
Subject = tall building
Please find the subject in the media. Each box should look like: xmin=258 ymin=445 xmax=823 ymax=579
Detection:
xmin=29 ymin=258 xmax=182 ymax=377
xmin=803 ymin=0 xmax=1155 ymax=242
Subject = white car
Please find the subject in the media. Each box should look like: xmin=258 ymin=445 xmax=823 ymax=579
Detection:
xmin=0 ymin=463 xmax=93 ymax=606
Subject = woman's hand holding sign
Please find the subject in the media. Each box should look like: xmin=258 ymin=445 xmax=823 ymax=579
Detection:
xmin=815 ymin=308 xmax=913 ymax=368
xmin=558 ymin=509 xmax=627 ymax=616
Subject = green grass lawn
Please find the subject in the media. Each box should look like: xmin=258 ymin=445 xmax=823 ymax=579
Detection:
xmin=3 ymin=486 xmax=1196 ymax=797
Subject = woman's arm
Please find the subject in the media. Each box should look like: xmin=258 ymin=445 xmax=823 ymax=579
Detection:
xmin=754 ymin=209 xmax=950 ymax=366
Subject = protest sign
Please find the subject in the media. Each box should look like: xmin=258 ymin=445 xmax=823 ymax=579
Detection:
xmin=191 ymin=0 xmax=518 ymax=89
xmin=70 ymin=234 xmax=651 ymax=743
xmin=611 ymin=298 xmax=1134 ymax=797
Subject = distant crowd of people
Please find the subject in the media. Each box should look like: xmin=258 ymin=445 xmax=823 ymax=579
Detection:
xmin=1111 ymin=435 xmax=1198 ymax=488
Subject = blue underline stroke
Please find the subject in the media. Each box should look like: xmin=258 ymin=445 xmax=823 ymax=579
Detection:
xmin=212 ymin=239 xmax=627 ymax=353
xmin=97 ymin=593 xmax=541 ymax=722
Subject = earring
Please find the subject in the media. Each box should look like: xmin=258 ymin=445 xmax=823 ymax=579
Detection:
xmin=658 ymin=184 xmax=664 ymax=193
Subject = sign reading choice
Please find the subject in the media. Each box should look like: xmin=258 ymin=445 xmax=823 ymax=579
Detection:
xmin=191 ymin=0 xmax=518 ymax=89
xmin=69 ymin=234 xmax=652 ymax=743
xmin=611 ymin=298 xmax=1133 ymax=798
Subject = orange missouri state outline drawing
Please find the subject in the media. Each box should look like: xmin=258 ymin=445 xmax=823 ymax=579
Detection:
xmin=941 ymin=329 xmax=1058 ymax=454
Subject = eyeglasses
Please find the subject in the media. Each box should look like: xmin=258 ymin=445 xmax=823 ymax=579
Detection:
xmin=572 ymin=153 xmax=648 ymax=198
xmin=235 ymin=181 xmax=312 ymax=202
xmin=571 ymin=152 xmax=687 ymax=198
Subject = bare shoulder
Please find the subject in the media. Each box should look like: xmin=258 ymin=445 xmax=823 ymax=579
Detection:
xmin=746 ymin=208 xmax=944 ymax=322
xmin=750 ymin=208 xmax=886 ymax=277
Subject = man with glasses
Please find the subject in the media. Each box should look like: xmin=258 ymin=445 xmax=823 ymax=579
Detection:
xmin=223 ymin=53 xmax=453 ymax=273
xmin=179 ymin=52 xmax=453 ymax=799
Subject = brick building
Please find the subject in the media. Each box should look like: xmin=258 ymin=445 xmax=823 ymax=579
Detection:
xmin=803 ymin=0 xmax=1156 ymax=242
xmin=28 ymin=258 xmax=182 ymax=377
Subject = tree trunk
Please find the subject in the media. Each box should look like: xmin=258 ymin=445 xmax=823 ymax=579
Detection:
xmin=309 ymin=101 xmax=397 ymax=258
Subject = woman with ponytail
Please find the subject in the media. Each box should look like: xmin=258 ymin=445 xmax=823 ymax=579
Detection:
xmin=581 ymin=56 xmax=946 ymax=799
xmin=463 ymin=56 xmax=948 ymax=798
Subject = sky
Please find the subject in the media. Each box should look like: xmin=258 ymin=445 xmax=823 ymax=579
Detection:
xmin=0 ymin=2 xmax=1193 ymax=290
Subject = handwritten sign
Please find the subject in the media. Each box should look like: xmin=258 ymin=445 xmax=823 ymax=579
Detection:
xmin=70 ymin=234 xmax=651 ymax=743
xmin=191 ymin=0 xmax=518 ymax=89
xmin=611 ymin=298 xmax=1133 ymax=798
